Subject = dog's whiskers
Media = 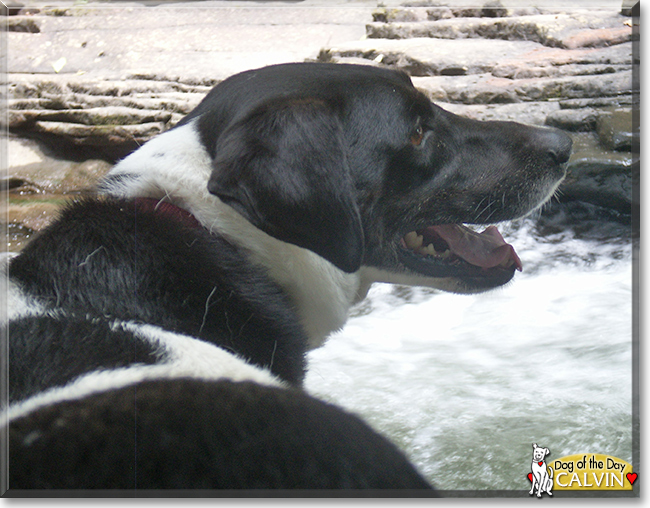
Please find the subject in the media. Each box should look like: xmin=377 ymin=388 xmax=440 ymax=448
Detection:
xmin=482 ymin=204 xmax=501 ymax=224
xmin=473 ymin=197 xmax=494 ymax=222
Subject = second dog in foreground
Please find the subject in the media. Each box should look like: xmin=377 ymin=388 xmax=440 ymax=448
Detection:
xmin=5 ymin=62 xmax=572 ymax=491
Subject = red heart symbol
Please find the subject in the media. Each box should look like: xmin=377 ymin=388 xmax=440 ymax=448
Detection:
xmin=527 ymin=473 xmax=533 ymax=482
xmin=538 ymin=461 xmax=544 ymax=466
xmin=627 ymin=473 xmax=638 ymax=485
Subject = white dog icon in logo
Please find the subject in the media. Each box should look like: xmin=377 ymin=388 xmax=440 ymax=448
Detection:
xmin=529 ymin=443 xmax=554 ymax=497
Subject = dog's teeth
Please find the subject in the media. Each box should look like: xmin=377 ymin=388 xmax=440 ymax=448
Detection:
xmin=413 ymin=240 xmax=452 ymax=259
xmin=418 ymin=244 xmax=436 ymax=256
xmin=405 ymin=231 xmax=424 ymax=249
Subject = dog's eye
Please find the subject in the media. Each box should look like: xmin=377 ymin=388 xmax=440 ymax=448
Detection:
xmin=410 ymin=125 xmax=424 ymax=146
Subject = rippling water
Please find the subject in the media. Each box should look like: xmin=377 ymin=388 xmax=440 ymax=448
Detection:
xmin=305 ymin=203 xmax=634 ymax=492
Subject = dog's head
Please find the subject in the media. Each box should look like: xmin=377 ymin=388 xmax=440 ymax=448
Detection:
xmin=196 ymin=63 xmax=571 ymax=293
xmin=532 ymin=444 xmax=550 ymax=462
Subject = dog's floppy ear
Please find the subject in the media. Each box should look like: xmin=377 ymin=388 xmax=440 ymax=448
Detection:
xmin=207 ymin=97 xmax=363 ymax=273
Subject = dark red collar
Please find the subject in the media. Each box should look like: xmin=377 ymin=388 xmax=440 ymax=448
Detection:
xmin=134 ymin=197 xmax=201 ymax=229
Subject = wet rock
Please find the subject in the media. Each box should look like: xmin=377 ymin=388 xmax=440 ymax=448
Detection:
xmin=7 ymin=136 xmax=44 ymax=168
xmin=6 ymin=222 xmax=36 ymax=253
xmin=6 ymin=137 xmax=112 ymax=195
xmin=7 ymin=200 xmax=65 ymax=239
xmin=4 ymin=136 xmax=113 ymax=249
xmin=546 ymin=106 xmax=634 ymax=146
xmin=545 ymin=108 xmax=600 ymax=132
xmin=560 ymin=132 xmax=635 ymax=213
xmin=535 ymin=200 xmax=633 ymax=244
xmin=596 ymin=108 xmax=635 ymax=151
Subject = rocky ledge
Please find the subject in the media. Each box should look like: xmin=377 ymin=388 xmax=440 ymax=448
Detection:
xmin=3 ymin=1 xmax=639 ymax=250
xmin=320 ymin=1 xmax=638 ymax=217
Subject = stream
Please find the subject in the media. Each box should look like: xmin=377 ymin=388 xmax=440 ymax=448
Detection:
xmin=305 ymin=202 xmax=635 ymax=492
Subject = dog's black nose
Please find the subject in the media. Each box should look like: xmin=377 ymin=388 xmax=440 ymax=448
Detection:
xmin=535 ymin=127 xmax=573 ymax=165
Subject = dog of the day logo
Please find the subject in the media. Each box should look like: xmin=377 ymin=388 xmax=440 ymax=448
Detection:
xmin=527 ymin=444 xmax=637 ymax=495
xmin=528 ymin=444 xmax=554 ymax=497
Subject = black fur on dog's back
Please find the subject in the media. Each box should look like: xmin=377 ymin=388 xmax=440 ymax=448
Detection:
xmin=9 ymin=198 xmax=307 ymax=386
xmin=10 ymin=378 xmax=434 ymax=491
xmin=9 ymin=316 xmax=159 ymax=402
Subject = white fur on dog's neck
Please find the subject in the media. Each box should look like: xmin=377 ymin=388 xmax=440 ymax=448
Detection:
xmin=102 ymin=120 xmax=362 ymax=349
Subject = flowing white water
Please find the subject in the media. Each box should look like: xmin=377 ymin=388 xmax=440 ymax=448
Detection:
xmin=305 ymin=210 xmax=634 ymax=491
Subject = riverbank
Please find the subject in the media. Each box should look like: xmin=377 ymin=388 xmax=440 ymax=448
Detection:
xmin=3 ymin=0 xmax=638 ymax=251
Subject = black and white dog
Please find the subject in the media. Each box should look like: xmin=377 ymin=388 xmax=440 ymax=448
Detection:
xmin=3 ymin=63 xmax=571 ymax=492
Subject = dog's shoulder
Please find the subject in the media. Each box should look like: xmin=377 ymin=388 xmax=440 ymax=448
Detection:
xmin=9 ymin=376 xmax=433 ymax=489
xmin=9 ymin=197 xmax=308 ymax=384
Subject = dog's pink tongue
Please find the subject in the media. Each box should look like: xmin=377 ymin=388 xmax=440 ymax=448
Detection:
xmin=430 ymin=224 xmax=523 ymax=271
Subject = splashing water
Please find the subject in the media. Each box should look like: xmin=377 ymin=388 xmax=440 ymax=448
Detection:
xmin=306 ymin=209 xmax=634 ymax=491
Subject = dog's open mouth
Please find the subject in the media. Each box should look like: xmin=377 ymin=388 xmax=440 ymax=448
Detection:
xmin=397 ymin=224 xmax=522 ymax=287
